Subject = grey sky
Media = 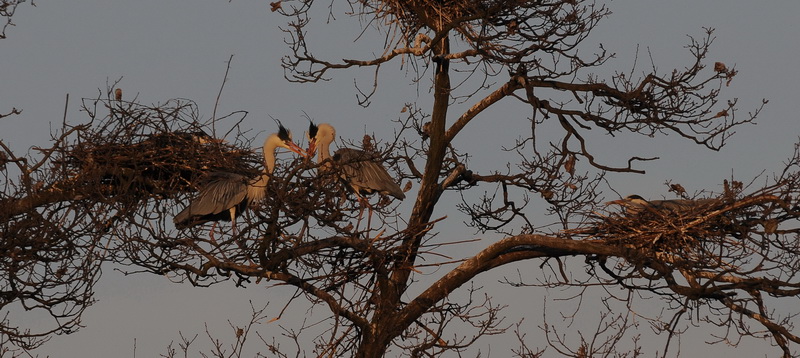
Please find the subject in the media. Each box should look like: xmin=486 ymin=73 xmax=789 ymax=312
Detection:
xmin=2 ymin=1 xmax=799 ymax=356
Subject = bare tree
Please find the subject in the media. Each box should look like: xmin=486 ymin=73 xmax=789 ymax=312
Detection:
xmin=2 ymin=0 xmax=800 ymax=357
xmin=265 ymin=0 xmax=794 ymax=356
xmin=0 ymin=0 xmax=31 ymax=40
xmin=0 ymin=100 xmax=101 ymax=352
xmin=0 ymin=85 xmax=260 ymax=351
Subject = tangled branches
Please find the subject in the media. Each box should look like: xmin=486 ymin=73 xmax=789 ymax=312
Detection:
xmin=0 ymin=0 xmax=29 ymax=40
xmin=0 ymin=87 xmax=259 ymax=349
xmin=550 ymin=166 xmax=800 ymax=354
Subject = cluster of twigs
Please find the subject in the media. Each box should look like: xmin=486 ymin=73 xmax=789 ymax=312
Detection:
xmin=594 ymin=200 xmax=730 ymax=254
xmin=555 ymin=172 xmax=800 ymax=355
xmin=372 ymin=0 xmax=494 ymax=29
xmin=56 ymin=97 xmax=257 ymax=204
xmin=0 ymin=88 xmax=265 ymax=350
xmin=0 ymin=0 xmax=28 ymax=40
xmin=583 ymin=186 xmax=799 ymax=267
xmin=362 ymin=0 xmax=607 ymax=67
xmin=3 ymin=0 xmax=797 ymax=354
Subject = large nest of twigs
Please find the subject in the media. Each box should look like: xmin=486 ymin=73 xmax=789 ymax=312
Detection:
xmin=373 ymin=0 xmax=520 ymax=31
xmin=55 ymin=99 xmax=260 ymax=201
xmin=591 ymin=201 xmax=732 ymax=257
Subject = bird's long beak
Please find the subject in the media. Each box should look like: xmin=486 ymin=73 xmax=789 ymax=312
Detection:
xmin=287 ymin=141 xmax=308 ymax=158
xmin=306 ymin=138 xmax=317 ymax=158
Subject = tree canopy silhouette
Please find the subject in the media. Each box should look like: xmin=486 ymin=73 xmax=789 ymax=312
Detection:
xmin=1 ymin=1 xmax=799 ymax=357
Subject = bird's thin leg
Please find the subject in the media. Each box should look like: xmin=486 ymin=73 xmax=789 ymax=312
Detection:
xmin=235 ymin=210 xmax=258 ymax=267
xmin=353 ymin=194 xmax=374 ymax=233
xmin=209 ymin=222 xmax=219 ymax=245
xmin=230 ymin=207 xmax=237 ymax=237
xmin=354 ymin=197 xmax=365 ymax=232
xmin=223 ymin=207 xmax=242 ymax=263
xmin=365 ymin=199 xmax=374 ymax=232
xmin=208 ymin=222 xmax=231 ymax=261
xmin=353 ymin=191 xmax=373 ymax=233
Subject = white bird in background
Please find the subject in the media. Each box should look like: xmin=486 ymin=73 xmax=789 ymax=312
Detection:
xmin=174 ymin=123 xmax=305 ymax=236
xmin=306 ymin=122 xmax=405 ymax=226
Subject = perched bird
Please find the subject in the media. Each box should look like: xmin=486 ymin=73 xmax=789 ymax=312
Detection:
xmin=175 ymin=130 xmax=226 ymax=145
xmin=306 ymin=122 xmax=404 ymax=225
xmin=115 ymin=88 xmax=122 ymax=101
xmin=146 ymin=130 xmax=225 ymax=148
xmin=607 ymin=194 xmax=718 ymax=215
xmin=173 ymin=124 xmax=305 ymax=235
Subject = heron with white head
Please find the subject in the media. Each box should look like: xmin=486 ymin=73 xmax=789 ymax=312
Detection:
xmin=173 ymin=123 xmax=305 ymax=236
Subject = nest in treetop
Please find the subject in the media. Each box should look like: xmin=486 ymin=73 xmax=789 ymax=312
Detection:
xmin=61 ymin=131 xmax=258 ymax=200
xmin=587 ymin=202 xmax=732 ymax=257
xmin=375 ymin=0 xmax=517 ymax=31
xmin=54 ymin=99 xmax=261 ymax=202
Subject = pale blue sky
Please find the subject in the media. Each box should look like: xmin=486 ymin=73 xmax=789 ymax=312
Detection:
xmin=2 ymin=1 xmax=798 ymax=356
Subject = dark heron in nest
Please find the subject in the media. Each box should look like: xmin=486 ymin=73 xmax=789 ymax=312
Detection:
xmin=607 ymin=194 xmax=718 ymax=215
xmin=306 ymin=122 xmax=405 ymax=228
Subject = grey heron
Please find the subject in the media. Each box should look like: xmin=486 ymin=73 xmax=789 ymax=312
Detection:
xmin=306 ymin=122 xmax=404 ymax=225
xmin=607 ymin=194 xmax=718 ymax=215
xmin=173 ymin=124 xmax=305 ymax=234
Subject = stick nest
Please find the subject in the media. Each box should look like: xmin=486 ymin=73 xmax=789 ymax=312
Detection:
xmin=55 ymin=99 xmax=260 ymax=202
xmin=587 ymin=201 xmax=733 ymax=258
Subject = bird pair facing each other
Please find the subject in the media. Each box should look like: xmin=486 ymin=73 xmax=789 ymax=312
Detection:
xmin=173 ymin=121 xmax=404 ymax=233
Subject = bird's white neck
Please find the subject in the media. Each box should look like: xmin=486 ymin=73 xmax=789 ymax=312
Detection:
xmin=247 ymin=138 xmax=280 ymax=202
xmin=264 ymin=140 xmax=280 ymax=174
xmin=317 ymin=139 xmax=332 ymax=164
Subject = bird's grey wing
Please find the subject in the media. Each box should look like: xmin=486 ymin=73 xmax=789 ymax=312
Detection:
xmin=174 ymin=172 xmax=248 ymax=224
xmin=693 ymin=198 xmax=720 ymax=207
xmin=335 ymin=148 xmax=405 ymax=200
xmin=195 ymin=172 xmax=249 ymax=214
xmin=650 ymin=198 xmax=720 ymax=212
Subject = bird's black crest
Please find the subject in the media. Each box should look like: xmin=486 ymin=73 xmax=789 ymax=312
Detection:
xmin=308 ymin=121 xmax=319 ymax=138
xmin=277 ymin=124 xmax=291 ymax=141
xmin=271 ymin=117 xmax=291 ymax=141
xmin=625 ymin=194 xmax=645 ymax=201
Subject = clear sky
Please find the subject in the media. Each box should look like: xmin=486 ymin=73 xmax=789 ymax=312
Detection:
xmin=2 ymin=1 xmax=799 ymax=357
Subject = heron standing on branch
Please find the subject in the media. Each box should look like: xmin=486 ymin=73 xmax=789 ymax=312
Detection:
xmin=607 ymin=194 xmax=718 ymax=215
xmin=174 ymin=123 xmax=305 ymax=236
xmin=306 ymin=122 xmax=405 ymax=227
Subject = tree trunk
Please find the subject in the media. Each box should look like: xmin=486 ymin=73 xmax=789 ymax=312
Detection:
xmin=354 ymin=328 xmax=391 ymax=358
